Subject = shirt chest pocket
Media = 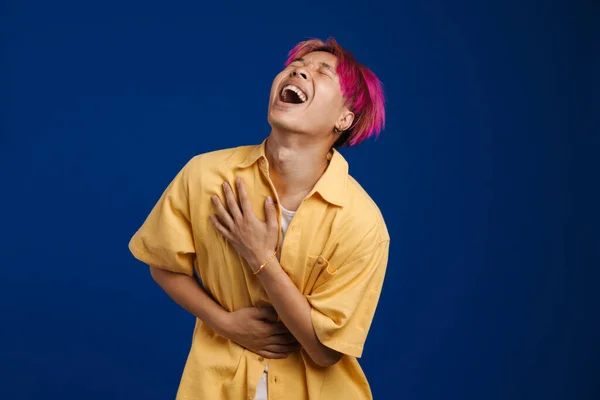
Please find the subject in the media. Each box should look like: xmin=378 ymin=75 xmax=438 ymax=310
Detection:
xmin=303 ymin=255 xmax=337 ymax=295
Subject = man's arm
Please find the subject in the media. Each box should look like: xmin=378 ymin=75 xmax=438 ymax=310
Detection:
xmin=252 ymin=258 xmax=343 ymax=367
xmin=149 ymin=266 xmax=228 ymax=334
xmin=149 ymin=266 xmax=301 ymax=359
xmin=248 ymin=237 xmax=388 ymax=366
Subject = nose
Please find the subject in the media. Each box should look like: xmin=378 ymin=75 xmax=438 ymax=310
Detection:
xmin=291 ymin=68 xmax=308 ymax=80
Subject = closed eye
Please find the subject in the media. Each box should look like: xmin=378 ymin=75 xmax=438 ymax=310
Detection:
xmin=319 ymin=68 xmax=334 ymax=79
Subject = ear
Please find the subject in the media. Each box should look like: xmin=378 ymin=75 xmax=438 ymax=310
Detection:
xmin=336 ymin=109 xmax=354 ymax=132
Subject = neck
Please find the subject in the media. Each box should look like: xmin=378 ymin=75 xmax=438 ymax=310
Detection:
xmin=265 ymin=132 xmax=331 ymax=205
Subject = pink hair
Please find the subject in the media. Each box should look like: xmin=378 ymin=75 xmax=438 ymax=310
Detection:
xmin=285 ymin=37 xmax=386 ymax=147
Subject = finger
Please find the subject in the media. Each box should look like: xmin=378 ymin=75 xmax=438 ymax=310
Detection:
xmin=268 ymin=321 xmax=291 ymax=335
xmin=211 ymin=195 xmax=235 ymax=229
xmin=256 ymin=350 xmax=290 ymax=359
xmin=264 ymin=196 xmax=278 ymax=230
xmin=236 ymin=177 xmax=255 ymax=217
xmin=267 ymin=333 xmax=299 ymax=345
xmin=255 ymin=307 xmax=279 ymax=322
xmin=222 ymin=182 xmax=243 ymax=222
xmin=210 ymin=214 xmax=234 ymax=241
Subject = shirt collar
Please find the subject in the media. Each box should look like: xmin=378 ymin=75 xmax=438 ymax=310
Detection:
xmin=236 ymin=138 xmax=348 ymax=207
xmin=236 ymin=138 xmax=268 ymax=169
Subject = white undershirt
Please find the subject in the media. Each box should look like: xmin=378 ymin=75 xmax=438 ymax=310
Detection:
xmin=254 ymin=205 xmax=296 ymax=400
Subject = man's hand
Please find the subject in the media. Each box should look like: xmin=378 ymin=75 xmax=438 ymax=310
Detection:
xmin=210 ymin=177 xmax=279 ymax=270
xmin=217 ymin=307 xmax=301 ymax=359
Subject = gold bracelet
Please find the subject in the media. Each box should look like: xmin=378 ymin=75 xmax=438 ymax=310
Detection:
xmin=253 ymin=250 xmax=277 ymax=275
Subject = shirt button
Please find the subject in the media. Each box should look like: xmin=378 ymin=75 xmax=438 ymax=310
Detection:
xmin=258 ymin=356 xmax=264 ymax=362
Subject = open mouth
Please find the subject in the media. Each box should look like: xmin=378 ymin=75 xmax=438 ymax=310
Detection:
xmin=279 ymin=84 xmax=308 ymax=104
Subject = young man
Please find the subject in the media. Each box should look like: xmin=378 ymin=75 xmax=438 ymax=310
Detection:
xmin=129 ymin=37 xmax=389 ymax=399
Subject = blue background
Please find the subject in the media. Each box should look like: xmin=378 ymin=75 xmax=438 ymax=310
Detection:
xmin=1 ymin=1 xmax=596 ymax=399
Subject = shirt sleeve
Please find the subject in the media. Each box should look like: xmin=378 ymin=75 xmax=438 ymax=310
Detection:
xmin=128 ymin=160 xmax=196 ymax=276
xmin=307 ymin=227 xmax=390 ymax=358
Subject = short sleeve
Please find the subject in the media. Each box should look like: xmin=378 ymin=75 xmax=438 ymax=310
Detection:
xmin=307 ymin=230 xmax=390 ymax=358
xmin=128 ymin=160 xmax=196 ymax=276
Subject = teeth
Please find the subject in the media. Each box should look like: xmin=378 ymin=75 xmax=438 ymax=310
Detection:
xmin=282 ymin=84 xmax=307 ymax=102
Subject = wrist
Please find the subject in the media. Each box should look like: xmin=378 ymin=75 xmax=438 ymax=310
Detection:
xmin=250 ymin=249 xmax=277 ymax=273
xmin=207 ymin=309 xmax=233 ymax=338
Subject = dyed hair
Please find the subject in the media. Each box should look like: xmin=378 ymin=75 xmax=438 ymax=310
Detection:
xmin=285 ymin=37 xmax=386 ymax=148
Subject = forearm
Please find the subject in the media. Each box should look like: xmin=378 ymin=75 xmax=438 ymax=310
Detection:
xmin=149 ymin=266 xmax=229 ymax=336
xmin=255 ymin=258 xmax=342 ymax=367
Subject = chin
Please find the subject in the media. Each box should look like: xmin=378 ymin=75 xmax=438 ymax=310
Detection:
xmin=269 ymin=117 xmax=304 ymax=134
xmin=267 ymin=100 xmax=319 ymax=136
xmin=268 ymin=107 xmax=300 ymax=131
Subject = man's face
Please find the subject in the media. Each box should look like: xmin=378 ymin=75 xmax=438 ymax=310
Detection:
xmin=268 ymin=51 xmax=352 ymax=141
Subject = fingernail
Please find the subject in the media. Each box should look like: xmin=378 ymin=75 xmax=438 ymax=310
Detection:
xmin=236 ymin=177 xmax=241 ymax=184
xmin=266 ymin=196 xmax=272 ymax=204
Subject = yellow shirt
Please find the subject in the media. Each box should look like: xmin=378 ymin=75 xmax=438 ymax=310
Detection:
xmin=128 ymin=139 xmax=390 ymax=400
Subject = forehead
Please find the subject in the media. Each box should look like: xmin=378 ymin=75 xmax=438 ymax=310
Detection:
xmin=302 ymin=51 xmax=339 ymax=67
